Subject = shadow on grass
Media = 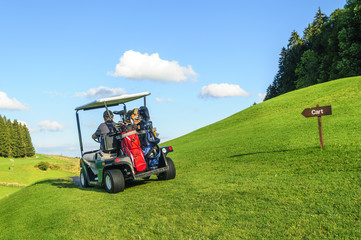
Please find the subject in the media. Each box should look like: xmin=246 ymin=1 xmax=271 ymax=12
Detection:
xmin=33 ymin=178 xmax=79 ymax=188
xmin=67 ymin=176 xmax=158 ymax=193
xmin=229 ymin=146 xmax=320 ymax=158
xmin=30 ymin=178 xmax=104 ymax=193
xmin=31 ymin=177 xmax=154 ymax=193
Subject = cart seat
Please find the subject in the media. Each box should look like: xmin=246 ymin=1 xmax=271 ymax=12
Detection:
xmin=82 ymin=150 xmax=99 ymax=162
xmin=82 ymin=150 xmax=101 ymax=175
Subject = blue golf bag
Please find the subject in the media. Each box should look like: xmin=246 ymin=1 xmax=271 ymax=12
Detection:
xmin=138 ymin=107 xmax=161 ymax=170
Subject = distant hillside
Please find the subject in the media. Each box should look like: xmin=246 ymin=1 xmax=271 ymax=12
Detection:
xmin=0 ymin=76 xmax=360 ymax=239
xmin=0 ymin=154 xmax=79 ymax=199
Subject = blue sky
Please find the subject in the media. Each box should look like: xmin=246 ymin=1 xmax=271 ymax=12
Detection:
xmin=0 ymin=0 xmax=346 ymax=157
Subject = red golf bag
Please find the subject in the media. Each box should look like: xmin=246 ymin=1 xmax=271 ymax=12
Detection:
xmin=121 ymin=130 xmax=147 ymax=173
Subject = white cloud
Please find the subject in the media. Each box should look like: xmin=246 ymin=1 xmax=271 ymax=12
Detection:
xmin=109 ymin=50 xmax=198 ymax=82
xmin=37 ymin=120 xmax=65 ymax=132
xmin=17 ymin=120 xmax=28 ymax=127
xmin=0 ymin=91 xmax=28 ymax=110
xmin=200 ymin=83 xmax=250 ymax=98
xmin=18 ymin=120 xmax=36 ymax=132
xmin=258 ymin=93 xmax=266 ymax=103
xmin=155 ymin=97 xmax=174 ymax=103
xmin=74 ymin=86 xmax=127 ymax=98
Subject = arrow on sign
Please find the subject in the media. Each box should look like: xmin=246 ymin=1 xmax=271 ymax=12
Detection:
xmin=301 ymin=105 xmax=332 ymax=118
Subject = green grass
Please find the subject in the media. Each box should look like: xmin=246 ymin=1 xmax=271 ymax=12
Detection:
xmin=0 ymin=186 xmax=22 ymax=199
xmin=0 ymin=76 xmax=361 ymax=239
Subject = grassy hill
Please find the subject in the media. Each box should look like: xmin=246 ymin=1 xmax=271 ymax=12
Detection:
xmin=0 ymin=76 xmax=360 ymax=239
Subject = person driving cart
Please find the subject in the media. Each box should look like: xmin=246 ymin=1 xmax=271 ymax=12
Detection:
xmin=92 ymin=110 xmax=119 ymax=150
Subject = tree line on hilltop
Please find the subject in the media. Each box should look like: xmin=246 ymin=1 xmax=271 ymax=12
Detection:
xmin=265 ymin=0 xmax=361 ymax=100
xmin=0 ymin=115 xmax=35 ymax=158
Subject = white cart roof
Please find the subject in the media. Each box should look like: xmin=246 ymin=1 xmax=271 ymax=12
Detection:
xmin=75 ymin=92 xmax=150 ymax=111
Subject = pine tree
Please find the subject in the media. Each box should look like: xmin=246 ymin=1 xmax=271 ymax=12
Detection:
xmin=317 ymin=10 xmax=341 ymax=83
xmin=6 ymin=119 xmax=14 ymax=156
xmin=295 ymin=50 xmax=320 ymax=88
xmin=0 ymin=116 xmax=11 ymax=157
xmin=276 ymin=32 xmax=305 ymax=95
xmin=11 ymin=120 xmax=26 ymax=158
xmin=337 ymin=0 xmax=361 ymax=77
xmin=22 ymin=124 xmax=35 ymax=157
xmin=303 ymin=8 xmax=329 ymax=44
xmin=0 ymin=115 xmax=4 ymax=156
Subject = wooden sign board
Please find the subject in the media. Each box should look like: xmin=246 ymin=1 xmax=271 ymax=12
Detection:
xmin=301 ymin=105 xmax=332 ymax=148
xmin=301 ymin=105 xmax=332 ymax=118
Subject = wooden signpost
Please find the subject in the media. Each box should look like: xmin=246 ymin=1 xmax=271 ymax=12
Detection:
xmin=301 ymin=105 xmax=332 ymax=148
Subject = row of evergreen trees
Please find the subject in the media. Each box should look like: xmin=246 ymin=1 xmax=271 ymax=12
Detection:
xmin=0 ymin=115 xmax=35 ymax=158
xmin=265 ymin=0 xmax=361 ymax=100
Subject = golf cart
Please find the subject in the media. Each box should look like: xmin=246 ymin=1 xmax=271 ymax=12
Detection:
xmin=75 ymin=92 xmax=176 ymax=193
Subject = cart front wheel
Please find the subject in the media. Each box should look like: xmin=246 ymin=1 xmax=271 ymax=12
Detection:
xmin=80 ymin=169 xmax=90 ymax=188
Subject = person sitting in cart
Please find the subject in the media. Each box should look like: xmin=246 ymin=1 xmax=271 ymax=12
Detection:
xmin=128 ymin=108 xmax=141 ymax=129
xmin=92 ymin=110 xmax=119 ymax=150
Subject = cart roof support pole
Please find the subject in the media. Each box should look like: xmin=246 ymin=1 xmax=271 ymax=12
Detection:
xmin=76 ymin=110 xmax=84 ymax=156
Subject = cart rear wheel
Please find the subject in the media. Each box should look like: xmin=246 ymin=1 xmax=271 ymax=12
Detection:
xmin=104 ymin=169 xmax=125 ymax=193
xmin=158 ymin=157 xmax=176 ymax=180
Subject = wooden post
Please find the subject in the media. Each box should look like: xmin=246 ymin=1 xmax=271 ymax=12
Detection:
xmin=316 ymin=104 xmax=324 ymax=148
xmin=301 ymin=104 xmax=331 ymax=149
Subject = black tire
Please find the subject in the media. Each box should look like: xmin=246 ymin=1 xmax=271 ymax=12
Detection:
xmin=80 ymin=169 xmax=90 ymax=188
xmin=104 ymin=169 xmax=125 ymax=193
xmin=158 ymin=157 xmax=176 ymax=180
